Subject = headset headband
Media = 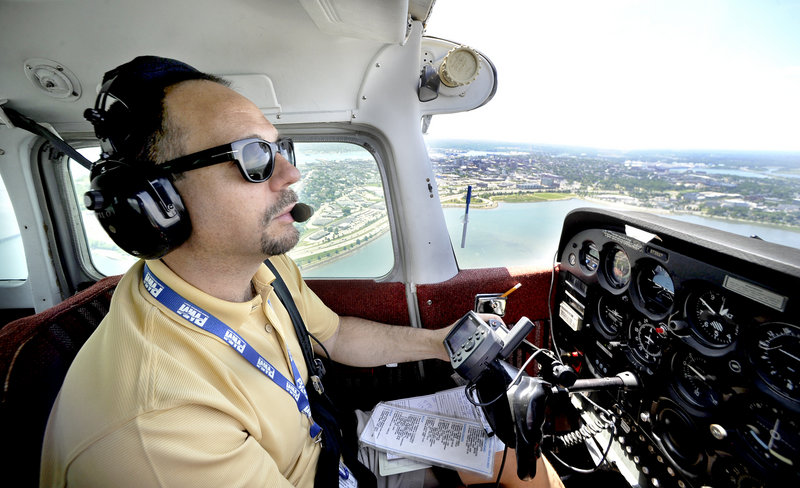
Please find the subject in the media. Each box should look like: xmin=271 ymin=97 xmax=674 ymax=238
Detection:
xmin=84 ymin=55 xmax=203 ymax=160
xmin=84 ymin=77 xmax=124 ymax=157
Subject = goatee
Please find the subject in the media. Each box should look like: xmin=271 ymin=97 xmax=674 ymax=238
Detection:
xmin=261 ymin=189 xmax=301 ymax=256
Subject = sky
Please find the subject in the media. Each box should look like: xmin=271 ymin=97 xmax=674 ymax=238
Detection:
xmin=423 ymin=0 xmax=800 ymax=152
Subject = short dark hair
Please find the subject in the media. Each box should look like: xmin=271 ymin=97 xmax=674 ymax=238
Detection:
xmin=141 ymin=75 xmax=230 ymax=166
xmin=91 ymin=56 xmax=228 ymax=166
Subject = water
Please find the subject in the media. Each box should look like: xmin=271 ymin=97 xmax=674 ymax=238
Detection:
xmin=667 ymin=214 xmax=800 ymax=247
xmin=668 ymin=168 xmax=770 ymax=179
xmin=444 ymin=200 xmax=605 ymax=269
xmin=447 ymin=200 xmax=800 ymax=268
xmin=299 ymin=232 xmax=394 ymax=278
xmin=668 ymin=167 xmax=800 ymax=180
xmin=302 ymin=199 xmax=800 ymax=276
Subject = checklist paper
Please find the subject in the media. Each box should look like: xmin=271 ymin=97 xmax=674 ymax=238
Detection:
xmin=359 ymin=402 xmax=496 ymax=476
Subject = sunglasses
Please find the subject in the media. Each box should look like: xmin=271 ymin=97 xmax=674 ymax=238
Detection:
xmin=159 ymin=137 xmax=295 ymax=182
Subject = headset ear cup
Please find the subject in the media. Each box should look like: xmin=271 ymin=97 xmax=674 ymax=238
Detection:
xmin=86 ymin=159 xmax=191 ymax=259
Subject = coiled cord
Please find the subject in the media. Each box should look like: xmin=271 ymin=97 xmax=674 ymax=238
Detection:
xmin=546 ymin=394 xmax=617 ymax=474
xmin=554 ymin=415 xmax=614 ymax=448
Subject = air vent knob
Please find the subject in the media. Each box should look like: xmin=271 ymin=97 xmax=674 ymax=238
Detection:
xmin=23 ymin=58 xmax=82 ymax=101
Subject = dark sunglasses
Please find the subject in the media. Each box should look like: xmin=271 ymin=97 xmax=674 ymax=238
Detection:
xmin=159 ymin=137 xmax=295 ymax=182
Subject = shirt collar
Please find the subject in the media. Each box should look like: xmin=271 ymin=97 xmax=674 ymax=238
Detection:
xmin=253 ymin=260 xmax=277 ymax=293
xmin=142 ymin=259 xmax=274 ymax=330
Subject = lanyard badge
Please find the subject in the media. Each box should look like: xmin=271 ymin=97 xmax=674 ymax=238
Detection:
xmin=143 ymin=264 xmax=321 ymax=439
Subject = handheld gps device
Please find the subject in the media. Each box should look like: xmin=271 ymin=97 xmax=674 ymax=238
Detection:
xmin=444 ymin=311 xmax=535 ymax=382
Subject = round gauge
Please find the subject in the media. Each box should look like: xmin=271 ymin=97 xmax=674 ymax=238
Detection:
xmin=595 ymin=293 xmax=628 ymax=338
xmin=604 ymin=246 xmax=631 ymax=289
xmin=628 ymin=317 xmax=669 ymax=367
xmin=751 ymin=322 xmax=800 ymax=404
xmin=580 ymin=241 xmax=600 ymax=274
xmin=737 ymin=400 xmax=800 ymax=472
xmin=672 ymin=351 xmax=723 ymax=409
xmin=652 ymin=403 xmax=705 ymax=470
xmin=686 ymin=288 xmax=739 ymax=348
xmin=634 ymin=261 xmax=675 ymax=318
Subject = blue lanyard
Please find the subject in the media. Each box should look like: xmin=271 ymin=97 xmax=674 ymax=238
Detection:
xmin=143 ymin=264 xmax=321 ymax=440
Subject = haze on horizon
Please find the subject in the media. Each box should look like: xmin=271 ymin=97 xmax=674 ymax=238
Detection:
xmin=424 ymin=0 xmax=800 ymax=153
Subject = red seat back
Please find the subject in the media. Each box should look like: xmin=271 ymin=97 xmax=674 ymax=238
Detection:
xmin=0 ymin=275 xmax=121 ymax=487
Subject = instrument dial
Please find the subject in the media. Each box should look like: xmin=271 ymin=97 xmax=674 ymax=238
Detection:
xmin=653 ymin=403 xmax=705 ymax=470
xmin=629 ymin=317 xmax=669 ymax=368
xmin=751 ymin=322 xmax=800 ymax=404
xmin=673 ymin=351 xmax=723 ymax=409
xmin=580 ymin=241 xmax=600 ymax=274
xmin=595 ymin=293 xmax=628 ymax=338
xmin=634 ymin=261 xmax=675 ymax=318
xmin=687 ymin=288 xmax=739 ymax=348
xmin=737 ymin=400 xmax=800 ymax=473
xmin=604 ymin=246 xmax=631 ymax=289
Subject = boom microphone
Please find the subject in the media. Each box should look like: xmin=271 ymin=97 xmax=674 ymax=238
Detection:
xmin=290 ymin=203 xmax=314 ymax=223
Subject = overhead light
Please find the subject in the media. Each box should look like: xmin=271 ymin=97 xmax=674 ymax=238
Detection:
xmin=23 ymin=58 xmax=82 ymax=102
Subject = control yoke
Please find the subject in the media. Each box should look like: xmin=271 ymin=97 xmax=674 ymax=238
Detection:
xmin=444 ymin=312 xmax=639 ymax=480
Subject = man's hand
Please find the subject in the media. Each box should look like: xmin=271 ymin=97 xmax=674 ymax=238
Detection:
xmin=435 ymin=313 xmax=506 ymax=362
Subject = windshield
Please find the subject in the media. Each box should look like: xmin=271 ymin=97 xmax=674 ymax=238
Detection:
xmin=424 ymin=0 xmax=800 ymax=267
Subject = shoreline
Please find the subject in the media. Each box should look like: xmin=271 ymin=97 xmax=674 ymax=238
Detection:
xmin=291 ymin=225 xmax=391 ymax=271
xmin=449 ymin=194 xmax=800 ymax=232
xmin=291 ymin=196 xmax=799 ymax=271
xmin=579 ymin=196 xmax=800 ymax=232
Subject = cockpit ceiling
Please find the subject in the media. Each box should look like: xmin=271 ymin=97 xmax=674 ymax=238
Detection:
xmin=0 ymin=0 xmax=436 ymax=133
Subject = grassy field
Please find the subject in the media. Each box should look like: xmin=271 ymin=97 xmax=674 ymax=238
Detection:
xmin=488 ymin=192 xmax=576 ymax=203
xmin=441 ymin=191 xmax=577 ymax=207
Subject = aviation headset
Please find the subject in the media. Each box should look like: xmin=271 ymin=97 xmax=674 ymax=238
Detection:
xmin=83 ymin=56 xmax=216 ymax=259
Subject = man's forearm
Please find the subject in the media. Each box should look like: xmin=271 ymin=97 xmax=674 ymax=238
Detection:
xmin=321 ymin=316 xmax=450 ymax=367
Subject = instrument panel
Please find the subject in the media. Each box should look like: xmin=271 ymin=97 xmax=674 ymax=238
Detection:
xmin=554 ymin=208 xmax=800 ymax=488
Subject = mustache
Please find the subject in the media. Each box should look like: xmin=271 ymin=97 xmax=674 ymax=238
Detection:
xmin=263 ymin=189 xmax=299 ymax=224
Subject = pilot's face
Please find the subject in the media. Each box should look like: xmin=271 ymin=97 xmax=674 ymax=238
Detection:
xmin=163 ymin=80 xmax=302 ymax=260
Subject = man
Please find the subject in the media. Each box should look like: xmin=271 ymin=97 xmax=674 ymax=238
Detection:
xmin=41 ymin=57 xmax=563 ymax=487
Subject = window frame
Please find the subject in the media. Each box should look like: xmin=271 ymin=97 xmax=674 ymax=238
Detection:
xmin=0 ymin=134 xmax=64 ymax=312
xmin=41 ymin=137 xmax=106 ymax=291
xmin=279 ymin=128 xmax=405 ymax=282
xmin=54 ymin=127 xmax=405 ymax=287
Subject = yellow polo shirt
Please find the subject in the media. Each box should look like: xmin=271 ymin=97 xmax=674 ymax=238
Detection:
xmin=41 ymin=255 xmax=340 ymax=487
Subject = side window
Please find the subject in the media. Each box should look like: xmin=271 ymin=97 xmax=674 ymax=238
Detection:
xmin=0 ymin=173 xmax=28 ymax=280
xmin=69 ymin=148 xmax=137 ymax=276
xmin=425 ymin=136 xmax=584 ymax=269
xmin=68 ymin=142 xmax=394 ymax=278
xmin=288 ymin=142 xmax=394 ymax=278
xmin=425 ymin=134 xmax=800 ymax=270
